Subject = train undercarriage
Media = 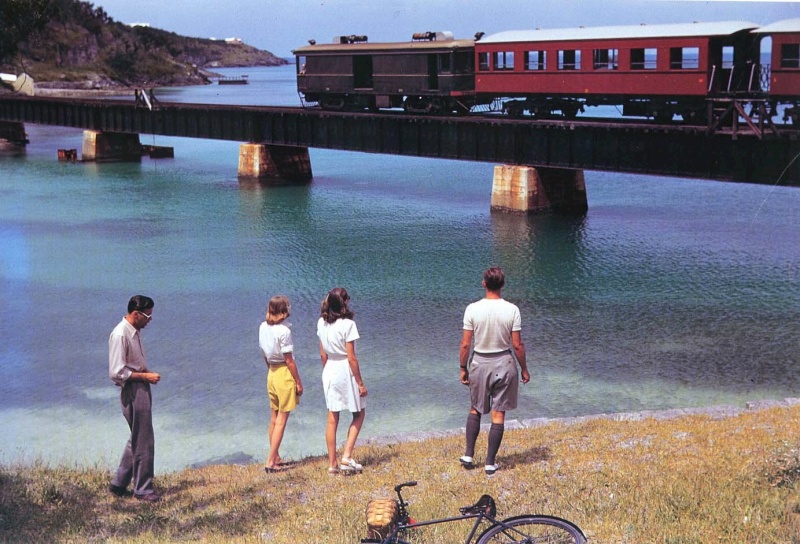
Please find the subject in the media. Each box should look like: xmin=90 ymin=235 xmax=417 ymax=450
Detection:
xmin=305 ymin=93 xmax=475 ymax=115
xmin=498 ymin=94 xmax=798 ymax=136
xmin=302 ymin=92 xmax=798 ymax=137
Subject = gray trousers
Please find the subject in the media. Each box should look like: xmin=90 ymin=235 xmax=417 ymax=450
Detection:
xmin=112 ymin=381 xmax=155 ymax=496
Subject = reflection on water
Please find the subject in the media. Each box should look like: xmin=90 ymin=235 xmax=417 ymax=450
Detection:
xmin=0 ymin=66 xmax=798 ymax=471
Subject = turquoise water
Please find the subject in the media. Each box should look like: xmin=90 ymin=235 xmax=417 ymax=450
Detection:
xmin=1 ymin=65 xmax=798 ymax=471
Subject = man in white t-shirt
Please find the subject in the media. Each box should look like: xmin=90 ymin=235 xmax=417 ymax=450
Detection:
xmin=459 ymin=267 xmax=530 ymax=475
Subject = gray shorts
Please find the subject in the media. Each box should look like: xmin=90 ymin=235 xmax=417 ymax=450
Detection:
xmin=469 ymin=351 xmax=519 ymax=414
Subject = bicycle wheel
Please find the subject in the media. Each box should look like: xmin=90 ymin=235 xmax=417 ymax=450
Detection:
xmin=475 ymin=514 xmax=586 ymax=544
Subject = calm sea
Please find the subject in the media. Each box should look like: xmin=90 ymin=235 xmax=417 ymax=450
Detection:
xmin=1 ymin=65 xmax=798 ymax=471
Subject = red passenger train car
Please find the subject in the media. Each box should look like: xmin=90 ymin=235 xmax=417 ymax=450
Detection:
xmin=753 ymin=18 xmax=800 ymax=122
xmin=474 ymin=21 xmax=761 ymax=122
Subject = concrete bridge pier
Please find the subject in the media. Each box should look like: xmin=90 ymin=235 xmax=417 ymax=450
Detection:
xmin=238 ymin=143 xmax=313 ymax=184
xmin=490 ymin=165 xmax=588 ymax=214
xmin=81 ymin=130 xmax=141 ymax=161
xmin=0 ymin=121 xmax=28 ymax=151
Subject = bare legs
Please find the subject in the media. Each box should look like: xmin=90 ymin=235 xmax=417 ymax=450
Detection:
xmin=267 ymin=409 xmax=290 ymax=469
xmin=326 ymin=409 xmax=365 ymax=470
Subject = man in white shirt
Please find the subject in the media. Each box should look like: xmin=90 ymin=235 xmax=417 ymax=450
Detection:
xmin=459 ymin=267 xmax=530 ymax=475
xmin=108 ymin=295 xmax=162 ymax=502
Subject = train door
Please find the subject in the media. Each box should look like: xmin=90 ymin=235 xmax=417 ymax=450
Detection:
xmin=428 ymin=54 xmax=439 ymax=90
xmin=708 ymin=35 xmax=760 ymax=94
xmin=353 ymin=55 xmax=373 ymax=89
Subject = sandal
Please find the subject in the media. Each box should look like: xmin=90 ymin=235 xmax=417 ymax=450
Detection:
xmin=327 ymin=467 xmax=340 ymax=475
xmin=340 ymin=458 xmax=363 ymax=472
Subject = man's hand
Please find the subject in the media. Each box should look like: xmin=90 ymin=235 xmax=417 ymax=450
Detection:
xmin=460 ymin=367 xmax=470 ymax=385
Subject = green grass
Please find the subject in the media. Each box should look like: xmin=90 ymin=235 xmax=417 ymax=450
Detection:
xmin=3 ymin=406 xmax=800 ymax=543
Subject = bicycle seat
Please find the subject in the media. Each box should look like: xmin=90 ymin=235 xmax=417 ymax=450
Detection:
xmin=459 ymin=494 xmax=496 ymax=517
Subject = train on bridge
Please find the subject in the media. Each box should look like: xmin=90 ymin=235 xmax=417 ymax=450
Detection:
xmin=293 ymin=19 xmax=800 ymax=127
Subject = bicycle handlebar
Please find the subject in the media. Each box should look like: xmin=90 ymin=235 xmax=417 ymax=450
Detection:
xmin=394 ymin=481 xmax=417 ymax=493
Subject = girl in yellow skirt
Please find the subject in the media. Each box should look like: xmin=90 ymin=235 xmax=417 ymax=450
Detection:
xmin=259 ymin=295 xmax=304 ymax=473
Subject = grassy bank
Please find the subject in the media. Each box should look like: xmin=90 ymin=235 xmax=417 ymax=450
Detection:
xmin=3 ymin=405 xmax=800 ymax=543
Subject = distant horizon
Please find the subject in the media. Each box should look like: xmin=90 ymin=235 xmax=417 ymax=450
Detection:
xmin=93 ymin=0 xmax=800 ymax=57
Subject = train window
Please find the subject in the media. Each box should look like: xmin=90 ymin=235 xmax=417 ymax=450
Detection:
xmin=670 ymin=47 xmax=699 ymax=69
xmin=478 ymin=52 xmax=490 ymax=71
xmin=353 ymin=55 xmax=373 ymax=89
xmin=781 ymin=44 xmax=800 ymax=68
xmin=493 ymin=51 xmax=514 ymax=70
xmin=454 ymin=52 xmax=474 ymax=73
xmin=297 ymin=56 xmax=307 ymax=74
xmin=593 ymin=48 xmax=618 ymax=70
xmin=722 ymin=46 xmax=734 ymax=69
xmin=440 ymin=53 xmax=451 ymax=73
xmin=631 ymin=48 xmax=657 ymax=70
xmin=525 ymin=50 xmax=546 ymax=71
xmin=558 ymin=49 xmax=581 ymax=70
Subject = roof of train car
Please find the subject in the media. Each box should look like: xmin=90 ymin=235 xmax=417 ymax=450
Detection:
xmin=752 ymin=18 xmax=800 ymax=34
xmin=479 ymin=20 xmax=759 ymax=44
xmin=293 ymin=38 xmax=474 ymax=54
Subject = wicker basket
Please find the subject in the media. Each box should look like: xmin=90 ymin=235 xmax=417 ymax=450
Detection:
xmin=365 ymin=498 xmax=399 ymax=540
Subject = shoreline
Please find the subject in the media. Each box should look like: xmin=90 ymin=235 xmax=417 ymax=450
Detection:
xmin=31 ymin=87 xmax=137 ymax=98
xmin=187 ymin=397 xmax=800 ymax=469
xmin=361 ymin=397 xmax=800 ymax=448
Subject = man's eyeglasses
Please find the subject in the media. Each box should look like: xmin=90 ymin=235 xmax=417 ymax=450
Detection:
xmin=137 ymin=311 xmax=153 ymax=320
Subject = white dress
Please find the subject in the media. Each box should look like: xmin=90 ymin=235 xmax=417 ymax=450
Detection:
xmin=317 ymin=317 xmax=364 ymax=412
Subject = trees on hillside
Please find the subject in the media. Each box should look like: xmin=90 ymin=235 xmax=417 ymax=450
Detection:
xmin=0 ymin=0 xmax=55 ymax=63
xmin=0 ymin=0 xmax=113 ymax=65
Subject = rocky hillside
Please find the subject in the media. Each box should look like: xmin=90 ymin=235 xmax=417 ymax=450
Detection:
xmin=0 ymin=0 xmax=287 ymax=89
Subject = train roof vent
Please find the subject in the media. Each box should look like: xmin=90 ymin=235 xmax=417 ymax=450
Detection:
xmin=335 ymin=35 xmax=368 ymax=44
xmin=412 ymin=31 xmax=454 ymax=41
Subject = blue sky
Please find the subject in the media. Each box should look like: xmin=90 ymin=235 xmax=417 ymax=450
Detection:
xmin=94 ymin=0 xmax=800 ymax=57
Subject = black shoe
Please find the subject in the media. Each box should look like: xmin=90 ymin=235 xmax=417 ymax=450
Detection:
xmin=134 ymin=492 xmax=162 ymax=502
xmin=459 ymin=456 xmax=475 ymax=469
xmin=109 ymin=484 xmax=128 ymax=497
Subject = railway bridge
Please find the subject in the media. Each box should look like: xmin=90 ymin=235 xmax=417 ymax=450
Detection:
xmin=0 ymin=94 xmax=797 ymax=213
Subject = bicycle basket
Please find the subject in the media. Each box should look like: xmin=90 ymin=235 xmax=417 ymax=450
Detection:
xmin=459 ymin=494 xmax=497 ymax=517
xmin=365 ymin=498 xmax=400 ymax=539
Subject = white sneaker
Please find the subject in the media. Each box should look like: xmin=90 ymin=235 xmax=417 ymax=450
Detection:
xmin=340 ymin=458 xmax=363 ymax=472
xmin=485 ymin=464 xmax=499 ymax=475
xmin=459 ymin=456 xmax=474 ymax=468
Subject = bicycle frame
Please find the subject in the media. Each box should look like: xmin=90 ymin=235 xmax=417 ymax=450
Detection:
xmin=390 ymin=510 xmax=493 ymax=543
xmin=363 ymin=481 xmax=587 ymax=544
xmin=375 ymin=481 xmax=511 ymax=544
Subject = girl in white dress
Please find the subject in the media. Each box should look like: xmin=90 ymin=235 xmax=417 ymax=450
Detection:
xmin=317 ymin=287 xmax=367 ymax=474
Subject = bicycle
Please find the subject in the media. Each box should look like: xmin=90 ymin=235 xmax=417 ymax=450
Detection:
xmin=360 ymin=481 xmax=587 ymax=544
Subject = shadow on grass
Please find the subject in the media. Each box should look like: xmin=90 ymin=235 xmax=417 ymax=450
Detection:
xmin=0 ymin=464 xmax=292 ymax=542
xmin=501 ymin=445 xmax=553 ymax=470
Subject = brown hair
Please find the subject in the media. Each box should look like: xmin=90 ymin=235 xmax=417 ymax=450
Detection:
xmin=320 ymin=287 xmax=354 ymax=324
xmin=266 ymin=295 xmax=291 ymax=325
xmin=483 ymin=266 xmax=506 ymax=291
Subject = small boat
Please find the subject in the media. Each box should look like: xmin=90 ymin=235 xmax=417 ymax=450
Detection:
xmin=217 ymin=75 xmax=249 ymax=85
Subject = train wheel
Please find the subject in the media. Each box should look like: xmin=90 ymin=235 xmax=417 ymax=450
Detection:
xmin=654 ymin=110 xmax=673 ymax=124
xmin=452 ymin=102 xmax=471 ymax=115
xmin=320 ymin=96 xmax=345 ymax=111
xmin=505 ymin=102 xmax=524 ymax=118
xmin=562 ymin=106 xmax=580 ymax=120
xmin=531 ymin=105 xmax=551 ymax=119
xmin=681 ymin=109 xmax=707 ymax=125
